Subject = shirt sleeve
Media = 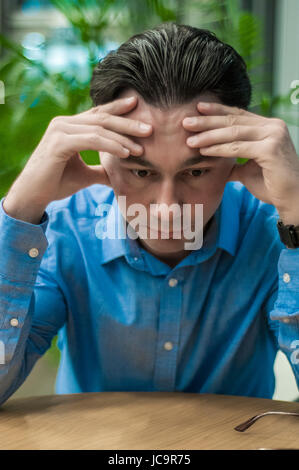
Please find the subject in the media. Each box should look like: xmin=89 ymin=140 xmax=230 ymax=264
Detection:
xmin=266 ymin=247 xmax=299 ymax=388
xmin=0 ymin=197 xmax=67 ymax=406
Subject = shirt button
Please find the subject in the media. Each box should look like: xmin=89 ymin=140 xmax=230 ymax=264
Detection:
xmin=28 ymin=248 xmax=39 ymax=258
xmin=168 ymin=278 xmax=178 ymax=287
xmin=134 ymin=257 xmax=138 ymax=261
xmin=164 ymin=341 xmax=173 ymax=351
xmin=283 ymin=273 xmax=291 ymax=283
xmin=10 ymin=318 xmax=19 ymax=327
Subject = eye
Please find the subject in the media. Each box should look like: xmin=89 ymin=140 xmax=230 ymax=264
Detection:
xmin=185 ymin=168 xmax=210 ymax=177
xmin=130 ymin=169 xmax=153 ymax=178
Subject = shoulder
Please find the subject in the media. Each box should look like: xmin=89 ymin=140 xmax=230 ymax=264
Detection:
xmin=43 ymin=184 xmax=115 ymax=245
xmin=45 ymin=184 xmax=115 ymax=221
xmin=224 ymin=181 xmax=280 ymax=223
xmin=223 ymin=181 xmax=285 ymax=252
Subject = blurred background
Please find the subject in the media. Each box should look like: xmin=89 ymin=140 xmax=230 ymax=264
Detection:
xmin=0 ymin=0 xmax=298 ymax=401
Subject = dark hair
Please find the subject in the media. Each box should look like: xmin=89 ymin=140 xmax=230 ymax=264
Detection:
xmin=90 ymin=22 xmax=251 ymax=110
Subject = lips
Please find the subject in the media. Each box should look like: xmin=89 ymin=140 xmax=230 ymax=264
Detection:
xmin=145 ymin=226 xmax=183 ymax=237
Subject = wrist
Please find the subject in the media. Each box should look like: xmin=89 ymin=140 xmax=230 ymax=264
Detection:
xmin=277 ymin=203 xmax=299 ymax=226
xmin=278 ymin=212 xmax=299 ymax=226
xmin=276 ymin=192 xmax=299 ymax=226
xmin=3 ymin=194 xmax=46 ymax=225
xmin=277 ymin=219 xmax=299 ymax=249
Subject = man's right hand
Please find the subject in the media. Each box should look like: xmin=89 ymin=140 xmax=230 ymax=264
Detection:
xmin=3 ymin=95 xmax=152 ymax=224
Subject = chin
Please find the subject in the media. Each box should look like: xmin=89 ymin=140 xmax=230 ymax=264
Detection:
xmin=138 ymin=237 xmax=188 ymax=254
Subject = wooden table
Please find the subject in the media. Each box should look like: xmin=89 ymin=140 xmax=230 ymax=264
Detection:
xmin=0 ymin=392 xmax=298 ymax=450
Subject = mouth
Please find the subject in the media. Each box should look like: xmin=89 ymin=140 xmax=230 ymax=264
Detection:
xmin=144 ymin=226 xmax=183 ymax=238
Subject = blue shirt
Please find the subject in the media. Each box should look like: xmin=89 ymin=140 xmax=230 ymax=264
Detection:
xmin=0 ymin=182 xmax=298 ymax=405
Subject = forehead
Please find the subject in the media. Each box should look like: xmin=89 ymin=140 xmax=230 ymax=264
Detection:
xmin=116 ymin=88 xmax=222 ymax=172
xmin=118 ymin=88 xmax=221 ymax=136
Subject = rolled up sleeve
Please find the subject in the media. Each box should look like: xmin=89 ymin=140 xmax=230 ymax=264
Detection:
xmin=269 ymin=248 xmax=299 ymax=387
xmin=0 ymin=197 xmax=66 ymax=406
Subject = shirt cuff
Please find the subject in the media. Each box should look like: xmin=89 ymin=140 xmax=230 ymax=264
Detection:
xmin=0 ymin=197 xmax=49 ymax=283
xmin=270 ymin=247 xmax=299 ymax=323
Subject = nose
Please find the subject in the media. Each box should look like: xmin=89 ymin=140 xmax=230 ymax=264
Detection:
xmin=150 ymin=179 xmax=182 ymax=229
xmin=154 ymin=179 xmax=180 ymax=206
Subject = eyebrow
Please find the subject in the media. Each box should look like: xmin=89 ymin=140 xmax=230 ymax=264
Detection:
xmin=120 ymin=154 xmax=221 ymax=169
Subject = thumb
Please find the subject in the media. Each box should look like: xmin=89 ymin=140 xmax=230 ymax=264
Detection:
xmin=227 ymin=159 xmax=258 ymax=184
xmin=84 ymin=164 xmax=112 ymax=188
xmin=226 ymin=158 xmax=270 ymax=202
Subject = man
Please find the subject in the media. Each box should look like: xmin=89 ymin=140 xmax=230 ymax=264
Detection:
xmin=0 ymin=22 xmax=298 ymax=404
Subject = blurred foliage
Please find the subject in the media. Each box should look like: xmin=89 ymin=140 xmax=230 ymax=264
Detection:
xmin=0 ymin=0 xmax=184 ymax=196
xmin=0 ymin=0 xmax=297 ymax=368
xmin=44 ymin=335 xmax=61 ymax=368
xmin=0 ymin=0 xmax=296 ymax=194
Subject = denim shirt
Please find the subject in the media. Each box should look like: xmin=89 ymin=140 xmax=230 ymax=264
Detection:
xmin=0 ymin=181 xmax=298 ymax=404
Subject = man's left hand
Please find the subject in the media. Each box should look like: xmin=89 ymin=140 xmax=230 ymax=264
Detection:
xmin=182 ymin=101 xmax=299 ymax=225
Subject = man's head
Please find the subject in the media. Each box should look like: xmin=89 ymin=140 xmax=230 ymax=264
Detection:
xmin=90 ymin=22 xmax=251 ymax=263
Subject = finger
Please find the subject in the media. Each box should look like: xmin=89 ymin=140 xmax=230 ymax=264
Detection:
xmin=182 ymin=114 xmax=264 ymax=133
xmin=186 ymin=125 xmax=266 ymax=149
xmin=199 ymin=140 xmax=263 ymax=160
xmin=98 ymin=95 xmax=139 ymax=116
xmin=59 ymin=122 xmax=143 ymax=156
xmin=92 ymin=126 xmax=144 ymax=155
xmin=65 ymin=96 xmax=139 ymax=123
xmin=65 ymin=110 xmax=152 ymax=139
xmin=65 ymin=133 xmax=132 ymax=158
xmin=94 ymin=113 xmax=152 ymax=138
xmin=196 ymin=101 xmax=265 ymax=121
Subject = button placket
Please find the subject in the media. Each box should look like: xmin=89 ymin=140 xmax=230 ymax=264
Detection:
xmin=153 ymin=276 xmax=182 ymax=391
xmin=28 ymin=248 xmax=39 ymax=258
xmin=168 ymin=278 xmax=178 ymax=287
xmin=10 ymin=318 xmax=19 ymax=327
xmin=164 ymin=341 xmax=174 ymax=351
xmin=283 ymin=272 xmax=291 ymax=283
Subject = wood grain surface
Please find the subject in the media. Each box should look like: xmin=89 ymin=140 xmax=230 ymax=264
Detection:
xmin=0 ymin=392 xmax=298 ymax=450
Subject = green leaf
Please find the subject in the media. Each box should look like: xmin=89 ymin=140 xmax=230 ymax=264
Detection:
xmin=236 ymin=157 xmax=249 ymax=164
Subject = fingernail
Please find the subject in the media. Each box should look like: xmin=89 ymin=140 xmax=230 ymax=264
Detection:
xmin=125 ymin=97 xmax=136 ymax=103
xmin=184 ymin=117 xmax=196 ymax=125
xmin=139 ymin=123 xmax=151 ymax=131
xmin=187 ymin=136 xmax=197 ymax=145
xmin=198 ymin=102 xmax=210 ymax=109
xmin=133 ymin=144 xmax=143 ymax=152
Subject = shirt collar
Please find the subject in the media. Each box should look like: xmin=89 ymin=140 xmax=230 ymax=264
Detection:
xmin=217 ymin=182 xmax=239 ymax=257
xmin=98 ymin=183 xmax=239 ymax=266
xmin=97 ymin=193 xmax=136 ymax=265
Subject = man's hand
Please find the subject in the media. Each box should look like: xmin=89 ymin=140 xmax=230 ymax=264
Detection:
xmin=3 ymin=95 xmax=152 ymax=224
xmin=182 ymin=101 xmax=299 ymax=225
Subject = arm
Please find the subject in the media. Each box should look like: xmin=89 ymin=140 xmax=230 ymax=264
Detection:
xmin=0 ymin=95 xmax=153 ymax=405
xmin=181 ymin=100 xmax=299 ymax=388
xmin=266 ymin=247 xmax=299 ymax=387
xmin=0 ymin=198 xmax=67 ymax=406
